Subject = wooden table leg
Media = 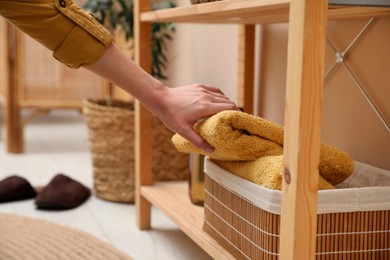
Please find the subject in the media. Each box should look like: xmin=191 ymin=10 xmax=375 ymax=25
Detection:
xmin=6 ymin=23 xmax=23 ymax=153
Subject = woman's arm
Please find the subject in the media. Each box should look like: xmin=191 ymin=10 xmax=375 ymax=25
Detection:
xmin=0 ymin=0 xmax=237 ymax=151
xmin=86 ymin=43 xmax=237 ymax=152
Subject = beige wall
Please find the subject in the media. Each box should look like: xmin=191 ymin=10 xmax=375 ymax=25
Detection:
xmin=162 ymin=1 xmax=239 ymax=102
xmin=258 ymin=17 xmax=390 ymax=170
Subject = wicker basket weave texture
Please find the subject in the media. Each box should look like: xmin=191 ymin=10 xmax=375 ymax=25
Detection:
xmin=84 ymin=99 xmax=135 ymax=203
xmin=204 ymin=175 xmax=390 ymax=259
xmin=203 ymin=160 xmax=390 ymax=259
xmin=83 ymin=99 xmax=189 ymax=203
xmin=152 ymin=118 xmax=190 ymax=181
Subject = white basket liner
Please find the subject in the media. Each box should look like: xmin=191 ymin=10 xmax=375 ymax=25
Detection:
xmin=205 ymin=158 xmax=390 ymax=215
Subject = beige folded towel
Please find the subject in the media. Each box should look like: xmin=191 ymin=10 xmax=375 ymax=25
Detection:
xmin=213 ymin=156 xmax=335 ymax=190
xmin=172 ymin=110 xmax=354 ymax=186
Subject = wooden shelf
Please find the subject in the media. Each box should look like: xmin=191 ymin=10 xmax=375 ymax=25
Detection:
xmin=135 ymin=0 xmax=390 ymax=258
xmin=141 ymin=182 xmax=235 ymax=259
xmin=140 ymin=0 xmax=390 ymax=24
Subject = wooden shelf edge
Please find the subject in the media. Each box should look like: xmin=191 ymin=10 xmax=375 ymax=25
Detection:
xmin=140 ymin=0 xmax=390 ymax=24
xmin=141 ymin=182 xmax=235 ymax=259
xmin=141 ymin=0 xmax=289 ymax=24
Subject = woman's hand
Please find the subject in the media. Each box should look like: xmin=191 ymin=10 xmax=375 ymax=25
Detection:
xmin=154 ymin=84 xmax=238 ymax=153
xmin=86 ymin=43 xmax=237 ymax=152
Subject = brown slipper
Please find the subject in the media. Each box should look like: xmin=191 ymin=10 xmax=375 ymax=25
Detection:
xmin=35 ymin=174 xmax=91 ymax=210
xmin=0 ymin=175 xmax=37 ymax=203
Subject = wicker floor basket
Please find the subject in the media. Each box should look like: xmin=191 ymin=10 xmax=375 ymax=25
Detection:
xmin=204 ymin=158 xmax=390 ymax=259
xmin=83 ymin=99 xmax=189 ymax=203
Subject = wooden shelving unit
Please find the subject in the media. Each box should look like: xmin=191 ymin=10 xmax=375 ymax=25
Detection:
xmin=140 ymin=0 xmax=390 ymax=24
xmin=134 ymin=0 xmax=390 ymax=259
xmin=141 ymin=182 xmax=235 ymax=259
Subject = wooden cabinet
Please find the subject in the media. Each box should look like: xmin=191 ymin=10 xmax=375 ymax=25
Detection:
xmin=0 ymin=17 xmax=132 ymax=153
xmin=133 ymin=1 xmax=390 ymax=259
xmin=0 ymin=18 xmax=107 ymax=153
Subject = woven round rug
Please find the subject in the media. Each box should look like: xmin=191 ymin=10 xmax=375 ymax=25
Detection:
xmin=0 ymin=213 xmax=132 ymax=260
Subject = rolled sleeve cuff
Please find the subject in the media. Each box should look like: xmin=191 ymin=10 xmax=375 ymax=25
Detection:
xmin=54 ymin=0 xmax=112 ymax=48
xmin=53 ymin=0 xmax=113 ymax=68
xmin=0 ymin=0 xmax=113 ymax=69
xmin=53 ymin=25 xmax=108 ymax=68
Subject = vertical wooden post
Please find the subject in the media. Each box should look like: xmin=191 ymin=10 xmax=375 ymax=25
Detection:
xmin=134 ymin=0 xmax=153 ymax=229
xmin=0 ymin=18 xmax=7 ymax=141
xmin=237 ymin=25 xmax=255 ymax=114
xmin=6 ymin=24 xmax=23 ymax=153
xmin=279 ymin=0 xmax=328 ymax=259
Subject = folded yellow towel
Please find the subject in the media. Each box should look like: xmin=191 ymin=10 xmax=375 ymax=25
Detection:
xmin=213 ymin=156 xmax=335 ymax=190
xmin=172 ymin=111 xmax=284 ymax=161
xmin=172 ymin=110 xmax=354 ymax=186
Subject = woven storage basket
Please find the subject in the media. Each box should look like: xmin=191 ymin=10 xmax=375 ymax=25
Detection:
xmin=204 ymin=158 xmax=390 ymax=259
xmin=83 ymin=99 xmax=189 ymax=203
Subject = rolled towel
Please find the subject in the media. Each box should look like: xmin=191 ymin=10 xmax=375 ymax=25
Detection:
xmin=172 ymin=110 xmax=354 ymax=186
xmin=213 ymin=155 xmax=335 ymax=190
xmin=172 ymin=110 xmax=284 ymax=161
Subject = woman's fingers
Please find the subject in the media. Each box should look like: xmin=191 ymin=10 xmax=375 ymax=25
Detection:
xmin=156 ymin=84 xmax=238 ymax=152
xmin=177 ymin=126 xmax=215 ymax=153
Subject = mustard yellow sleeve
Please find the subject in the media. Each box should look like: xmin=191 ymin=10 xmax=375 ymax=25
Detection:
xmin=0 ymin=0 xmax=113 ymax=68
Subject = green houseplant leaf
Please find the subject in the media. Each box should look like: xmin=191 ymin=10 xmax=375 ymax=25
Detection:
xmin=83 ymin=0 xmax=175 ymax=79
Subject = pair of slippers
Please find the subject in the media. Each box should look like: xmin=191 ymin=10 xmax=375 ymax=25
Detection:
xmin=0 ymin=174 xmax=91 ymax=210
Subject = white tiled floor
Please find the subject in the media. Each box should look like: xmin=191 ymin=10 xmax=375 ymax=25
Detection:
xmin=0 ymin=110 xmax=211 ymax=260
